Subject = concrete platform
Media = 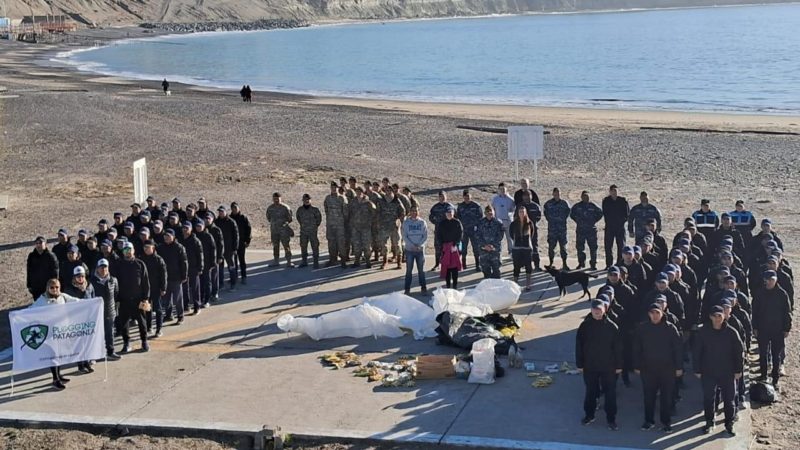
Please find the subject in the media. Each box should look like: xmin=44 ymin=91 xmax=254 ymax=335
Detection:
xmin=0 ymin=250 xmax=750 ymax=449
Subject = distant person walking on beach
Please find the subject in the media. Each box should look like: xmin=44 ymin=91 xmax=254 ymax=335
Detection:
xmin=162 ymin=79 xmax=170 ymax=95
xmin=240 ymin=85 xmax=247 ymax=102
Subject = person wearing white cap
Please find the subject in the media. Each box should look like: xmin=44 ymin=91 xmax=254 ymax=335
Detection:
xmin=63 ymin=265 xmax=98 ymax=374
xmin=91 ymin=259 xmax=121 ymax=360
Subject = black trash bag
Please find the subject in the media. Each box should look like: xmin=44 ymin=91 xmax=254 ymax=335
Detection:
xmin=750 ymin=381 xmax=776 ymax=404
xmin=435 ymin=311 xmax=516 ymax=355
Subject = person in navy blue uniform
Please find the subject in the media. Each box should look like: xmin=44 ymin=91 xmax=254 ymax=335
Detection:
xmin=692 ymin=199 xmax=719 ymax=241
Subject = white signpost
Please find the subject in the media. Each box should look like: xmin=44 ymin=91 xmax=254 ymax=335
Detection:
xmin=133 ymin=158 xmax=148 ymax=204
xmin=507 ymin=125 xmax=544 ymax=185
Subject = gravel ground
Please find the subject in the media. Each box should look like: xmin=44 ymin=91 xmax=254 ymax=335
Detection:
xmin=1 ymin=39 xmax=799 ymax=448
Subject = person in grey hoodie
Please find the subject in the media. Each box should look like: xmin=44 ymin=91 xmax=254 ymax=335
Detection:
xmin=402 ymin=206 xmax=428 ymax=294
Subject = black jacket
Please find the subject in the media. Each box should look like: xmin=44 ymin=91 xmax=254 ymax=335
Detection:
xmin=634 ymin=317 xmax=682 ymax=371
xmin=601 ymin=195 xmax=629 ymax=230
xmin=59 ymin=260 xmax=88 ymax=287
xmin=52 ymin=241 xmax=71 ymax=265
xmin=514 ymin=189 xmax=540 ymax=207
xmin=208 ymin=224 xmax=224 ymax=261
xmin=26 ymin=249 xmax=59 ymax=294
xmin=141 ymin=252 xmax=168 ymax=298
xmin=642 ymin=288 xmax=685 ymax=324
xmin=159 ymin=241 xmax=188 ymax=283
xmin=436 ymin=218 xmax=464 ymax=244
xmin=216 ymin=216 xmax=240 ymax=256
xmin=576 ymin=315 xmax=622 ymax=371
xmin=692 ymin=322 xmax=744 ymax=377
xmin=752 ymin=285 xmax=792 ymax=335
xmin=91 ymin=274 xmax=119 ymax=320
xmin=231 ymin=212 xmax=252 ymax=248
xmin=182 ymin=233 xmax=204 ymax=276
xmin=64 ymin=282 xmax=96 ymax=299
xmin=621 ymin=261 xmax=647 ymax=293
xmin=82 ymin=248 xmax=102 ymax=272
xmin=195 ymin=230 xmax=218 ymax=271
xmin=115 ymin=257 xmax=151 ymax=305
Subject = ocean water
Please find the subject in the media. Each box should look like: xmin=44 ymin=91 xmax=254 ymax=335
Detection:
xmin=58 ymin=4 xmax=800 ymax=114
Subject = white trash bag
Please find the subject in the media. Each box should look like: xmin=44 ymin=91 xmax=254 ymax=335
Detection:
xmin=364 ymin=292 xmax=438 ymax=340
xmin=430 ymin=287 xmax=493 ymax=317
xmin=276 ymin=304 xmax=405 ymax=341
xmin=462 ymin=279 xmax=522 ymax=312
xmin=468 ymin=337 xmax=497 ymax=384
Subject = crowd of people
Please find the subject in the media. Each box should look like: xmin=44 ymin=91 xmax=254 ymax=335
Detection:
xmin=24 ymin=178 xmax=794 ymax=441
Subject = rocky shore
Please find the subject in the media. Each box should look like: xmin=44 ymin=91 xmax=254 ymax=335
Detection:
xmin=139 ymin=18 xmax=308 ymax=33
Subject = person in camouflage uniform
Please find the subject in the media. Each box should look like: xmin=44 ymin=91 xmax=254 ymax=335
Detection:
xmin=476 ymin=205 xmax=504 ymax=279
xmin=296 ymin=194 xmax=323 ymax=269
xmin=349 ymin=187 xmax=377 ymax=268
xmin=266 ymin=192 xmax=294 ymax=268
xmin=392 ymin=183 xmax=412 ymax=263
xmin=544 ymin=187 xmax=571 ymax=269
xmin=342 ymin=177 xmax=357 ymax=260
xmin=364 ymin=181 xmax=383 ymax=262
xmin=324 ymin=182 xmax=348 ymax=267
xmin=570 ymin=190 xmax=604 ymax=270
xmin=456 ymin=189 xmax=484 ymax=271
xmin=428 ymin=190 xmax=455 ymax=271
xmin=376 ymin=189 xmax=406 ymax=269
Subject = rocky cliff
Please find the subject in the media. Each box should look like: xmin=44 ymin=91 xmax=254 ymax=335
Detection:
xmin=2 ymin=0 xmax=794 ymax=27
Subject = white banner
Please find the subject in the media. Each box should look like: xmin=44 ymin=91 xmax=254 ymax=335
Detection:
xmin=10 ymin=298 xmax=105 ymax=374
xmin=507 ymin=125 xmax=544 ymax=161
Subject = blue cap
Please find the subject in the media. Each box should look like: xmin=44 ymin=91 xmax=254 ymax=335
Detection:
xmin=97 ymin=258 xmax=109 ymax=267
xmin=663 ymin=265 xmax=676 ymax=274
xmin=655 ymin=272 xmax=669 ymax=282
xmin=596 ymin=294 xmax=611 ymax=304
xmin=766 ymin=240 xmax=778 ymax=249
xmin=678 ymin=238 xmax=691 ymax=246
xmin=78 ymin=229 xmax=88 ymax=236
xmin=182 ymin=220 xmax=193 ymax=228
xmin=608 ymin=266 xmax=620 ymax=274
xmin=648 ymin=303 xmax=662 ymax=312
xmin=622 ymin=246 xmax=634 ymax=254
xmin=124 ymin=221 xmax=135 ymax=229
xmin=98 ymin=218 xmax=108 ymax=225
xmin=113 ymin=212 xmax=123 ymax=217
xmin=762 ymin=218 xmax=772 ymax=225
xmin=165 ymin=229 xmax=176 ymax=237
xmin=654 ymin=294 xmax=667 ymax=303
xmin=720 ymin=298 xmax=733 ymax=308
xmin=140 ymin=210 xmax=151 ymax=217
xmin=590 ymin=299 xmax=607 ymax=310
xmin=722 ymin=289 xmax=737 ymax=299
xmin=767 ymin=255 xmax=779 ymax=263
xmin=710 ymin=305 xmax=725 ymax=315
xmin=633 ymin=245 xmax=642 ymax=254
xmin=57 ymin=228 xmax=68 ymax=236
xmin=101 ymin=239 xmax=113 ymax=247
xmin=67 ymin=245 xmax=79 ymax=253
xmin=669 ymin=249 xmax=683 ymax=259
xmin=446 ymin=205 xmax=455 ymax=213
xmin=194 ymin=219 xmax=205 ymax=227
xmin=723 ymin=275 xmax=736 ymax=283
xmin=763 ymin=270 xmax=778 ymax=279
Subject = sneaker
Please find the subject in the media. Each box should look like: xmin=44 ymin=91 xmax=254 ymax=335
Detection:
xmin=120 ymin=343 xmax=130 ymax=354
xmin=590 ymin=265 xmax=597 ymax=271
xmin=107 ymin=353 xmax=122 ymax=361
xmin=404 ymin=290 xmax=411 ymax=295
xmin=581 ymin=416 xmax=595 ymax=426
xmin=421 ymin=287 xmax=428 ymax=294
xmin=725 ymin=425 xmax=736 ymax=437
xmin=142 ymin=342 xmax=150 ymax=352
xmin=641 ymin=422 xmax=655 ymax=431
xmin=607 ymin=422 xmax=619 ymax=431
xmin=59 ymin=376 xmax=71 ymax=384
xmin=203 ymin=302 xmax=211 ymax=308
xmin=156 ymin=330 xmax=164 ymax=338
xmin=52 ymin=380 xmax=66 ymax=390
xmin=702 ymin=422 xmax=714 ymax=434
xmin=194 ymin=309 xmax=201 ymax=316
xmin=85 ymin=365 xmax=95 ymax=373
xmin=287 ymin=263 xmax=295 ymax=268
xmin=780 ymin=365 xmax=787 ymax=376
xmin=176 ymin=317 xmax=184 ymax=325
xmin=430 ymin=265 xmax=439 ymax=272
xmin=662 ymin=424 xmax=673 ymax=433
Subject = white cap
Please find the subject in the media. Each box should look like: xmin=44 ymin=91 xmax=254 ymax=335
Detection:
xmin=73 ymin=266 xmax=86 ymax=276
xmin=97 ymin=258 xmax=109 ymax=267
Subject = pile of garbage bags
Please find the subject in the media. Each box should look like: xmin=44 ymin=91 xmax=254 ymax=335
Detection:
xmin=277 ymin=279 xmax=522 ymax=345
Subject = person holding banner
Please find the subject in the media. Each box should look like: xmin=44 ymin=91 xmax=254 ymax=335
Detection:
xmin=31 ymin=279 xmax=81 ymax=390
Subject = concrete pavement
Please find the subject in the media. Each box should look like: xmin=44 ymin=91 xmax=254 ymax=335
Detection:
xmin=0 ymin=250 xmax=750 ymax=449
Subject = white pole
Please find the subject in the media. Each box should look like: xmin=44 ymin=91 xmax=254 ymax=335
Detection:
xmin=103 ymin=356 xmax=108 ymax=382
xmin=534 ymin=159 xmax=539 ymax=188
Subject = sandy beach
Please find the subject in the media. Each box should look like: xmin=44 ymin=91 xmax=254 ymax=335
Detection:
xmin=1 ymin=31 xmax=799 ymax=448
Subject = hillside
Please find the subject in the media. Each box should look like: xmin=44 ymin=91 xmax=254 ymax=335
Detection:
xmin=2 ymin=0 xmax=796 ymax=27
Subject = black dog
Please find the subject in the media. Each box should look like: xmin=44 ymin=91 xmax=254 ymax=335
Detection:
xmin=544 ymin=266 xmax=598 ymax=299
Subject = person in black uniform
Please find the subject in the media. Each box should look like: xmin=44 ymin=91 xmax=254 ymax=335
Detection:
xmin=52 ymin=228 xmax=71 ymax=266
xmin=230 ymin=202 xmax=252 ymax=284
xmin=601 ymin=184 xmax=629 ymax=269
xmin=634 ymin=301 xmax=682 ymax=433
xmin=194 ymin=219 xmax=217 ymax=308
xmin=205 ymin=213 xmax=224 ymax=301
xmin=115 ymin=242 xmax=151 ymax=353
xmin=513 ymin=178 xmax=540 ymax=206
xmin=216 ymin=206 xmax=240 ymax=290
xmin=27 ymin=236 xmax=59 ymax=301
xmin=693 ymin=305 xmax=744 ymax=436
xmin=141 ymin=240 xmax=168 ymax=337
xmin=752 ymin=270 xmax=792 ymax=388
xmin=158 ymin=229 xmax=188 ymax=325
xmin=576 ymin=299 xmax=623 ymax=431
xmin=180 ymin=221 xmax=204 ymax=316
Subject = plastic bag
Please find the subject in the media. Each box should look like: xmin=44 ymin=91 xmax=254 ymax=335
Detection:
xmin=364 ymin=292 xmax=438 ymax=340
xmin=276 ymin=304 xmax=406 ymax=340
xmin=468 ymin=338 xmax=496 ymax=384
xmin=462 ymin=279 xmax=522 ymax=312
xmin=431 ymin=287 xmax=493 ymax=317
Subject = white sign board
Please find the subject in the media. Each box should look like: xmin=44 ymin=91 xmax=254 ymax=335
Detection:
xmin=507 ymin=126 xmax=544 ymax=161
xmin=10 ymin=298 xmax=105 ymax=374
xmin=133 ymin=158 xmax=148 ymax=204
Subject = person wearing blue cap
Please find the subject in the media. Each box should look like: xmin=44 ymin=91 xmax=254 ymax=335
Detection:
xmin=141 ymin=240 xmax=168 ymax=337
xmin=729 ymin=200 xmax=756 ymax=238
xmin=753 ymin=270 xmax=792 ymax=388
xmin=620 ymin=245 xmax=647 ymax=293
xmin=90 ymin=258 xmax=121 ymax=361
xmin=59 ymin=244 xmax=88 ymax=287
xmin=693 ymin=305 xmax=743 ymax=436
xmin=570 ymin=191 xmax=603 ymax=270
xmin=599 ymin=266 xmax=637 ymax=385
xmin=112 ymin=212 xmax=126 ymax=236
xmin=204 ymin=213 xmax=224 ymax=300
xmin=127 ymin=203 xmax=143 ymax=228
xmin=576 ymin=299 xmax=622 ymax=430
xmin=115 ymin=243 xmax=151 ymax=353
xmin=194 ymin=219 xmax=217 ymax=309
xmin=180 ymin=220 xmax=204 ymax=316
xmin=601 ymin=185 xmax=629 ymax=270
xmin=643 ymin=273 xmax=685 ymax=325
xmin=99 ymin=239 xmax=119 ymax=271
xmin=628 ymin=191 xmax=662 ymax=243
xmin=27 ymin=236 xmax=59 ymax=301
xmin=428 ymin=191 xmax=456 ymax=271
xmin=171 ymin=197 xmax=187 ymax=222
xmin=95 ymin=219 xmax=112 ymax=245
xmin=644 ymin=219 xmax=669 ymax=269
xmin=710 ymin=213 xmax=746 ymax=258
xmin=765 ymin=256 xmax=794 ymax=309
xmin=634 ymin=302 xmax=682 ymax=433
xmin=52 ymin=228 xmax=72 ymax=266
xmin=752 ymin=219 xmax=784 ymax=255
xmin=158 ymin=229 xmax=188 ymax=325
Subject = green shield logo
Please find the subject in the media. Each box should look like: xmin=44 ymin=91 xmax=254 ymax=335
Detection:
xmin=20 ymin=324 xmax=49 ymax=350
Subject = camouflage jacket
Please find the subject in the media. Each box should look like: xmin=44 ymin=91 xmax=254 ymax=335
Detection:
xmin=377 ymin=197 xmax=406 ymax=228
xmin=266 ymin=203 xmax=292 ymax=232
xmin=570 ymin=201 xmax=604 ymax=231
xmin=429 ymin=202 xmax=455 ymax=227
xmin=544 ymin=198 xmax=571 ymax=232
xmin=349 ymin=198 xmax=376 ymax=228
xmin=457 ymin=201 xmax=484 ymax=233
xmin=296 ymin=205 xmax=322 ymax=234
xmin=476 ymin=217 xmax=504 ymax=254
xmin=324 ymin=193 xmax=348 ymax=226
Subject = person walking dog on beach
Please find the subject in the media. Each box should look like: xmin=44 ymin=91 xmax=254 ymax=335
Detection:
xmin=162 ymin=79 xmax=170 ymax=95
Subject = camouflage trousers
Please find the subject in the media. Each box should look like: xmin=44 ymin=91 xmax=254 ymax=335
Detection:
xmin=378 ymin=226 xmax=401 ymax=256
xmin=479 ymin=250 xmax=501 ymax=279
xmin=547 ymin=228 xmax=568 ymax=262
xmin=326 ymin=223 xmax=346 ymax=262
xmin=352 ymin=227 xmax=372 ymax=263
